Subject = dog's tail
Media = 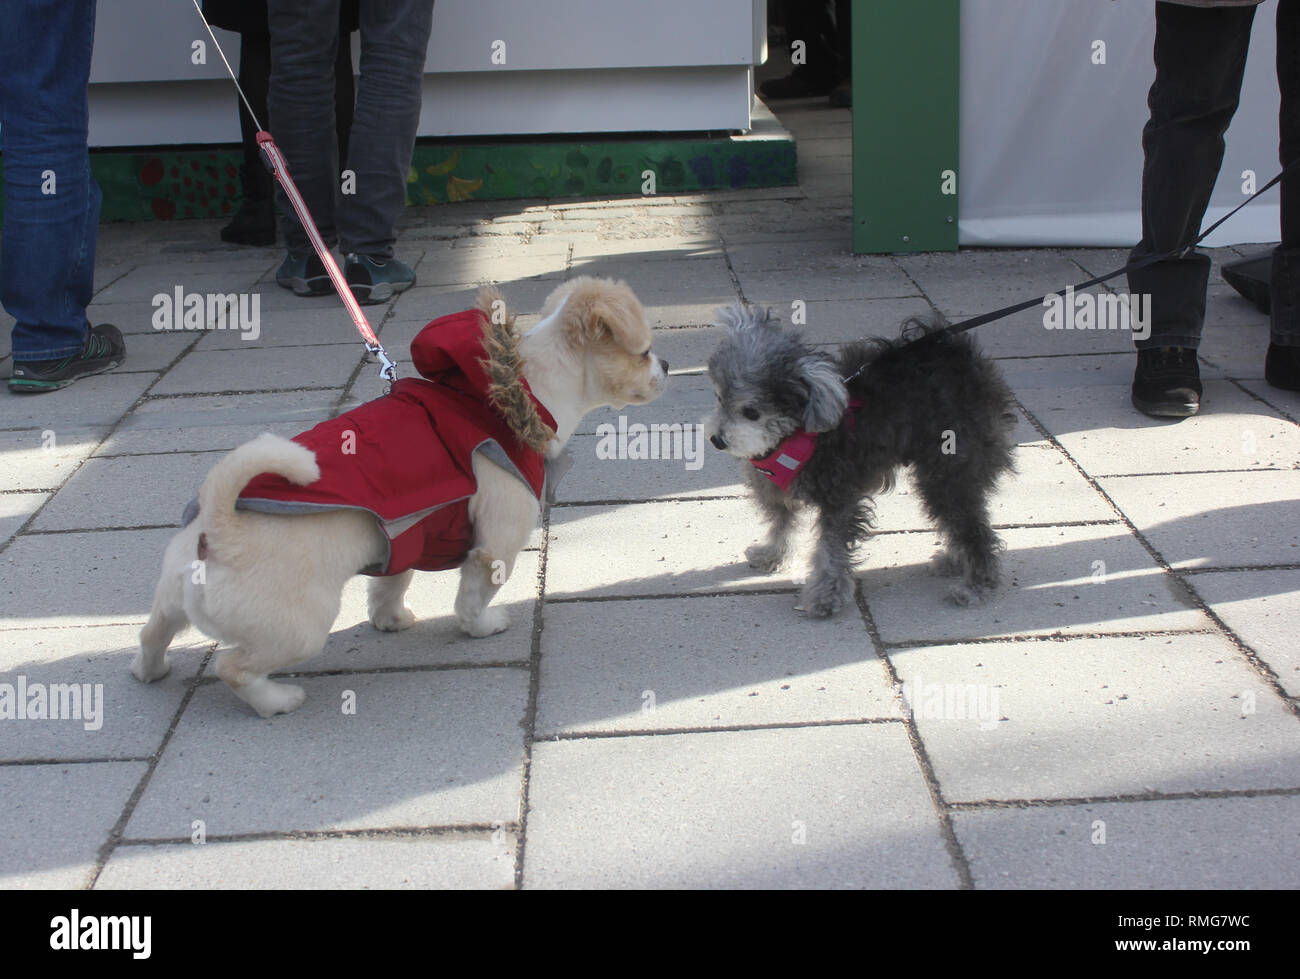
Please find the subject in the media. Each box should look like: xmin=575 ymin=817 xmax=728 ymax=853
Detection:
xmin=196 ymin=433 xmax=319 ymax=541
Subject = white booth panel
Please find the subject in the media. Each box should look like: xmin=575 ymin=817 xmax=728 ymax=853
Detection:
xmin=85 ymin=0 xmax=765 ymax=145
xmin=959 ymin=0 xmax=1279 ymax=247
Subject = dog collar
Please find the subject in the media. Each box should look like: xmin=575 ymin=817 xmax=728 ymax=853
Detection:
xmin=749 ymin=397 xmax=862 ymax=491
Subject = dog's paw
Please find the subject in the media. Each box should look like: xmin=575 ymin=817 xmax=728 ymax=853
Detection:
xmin=370 ymin=604 xmax=416 ymax=632
xmin=796 ymin=577 xmax=851 ymax=618
xmin=947 ymin=581 xmax=994 ymax=607
xmin=746 ymin=543 xmax=786 ymax=574
xmin=929 ymin=548 xmax=961 ymax=577
xmin=130 ymin=650 xmax=171 ymax=683
xmin=242 ymin=680 xmax=307 ymax=718
xmin=460 ymin=606 xmax=509 ymax=638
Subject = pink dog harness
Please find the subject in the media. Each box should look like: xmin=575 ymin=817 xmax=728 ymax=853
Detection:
xmin=748 ymin=398 xmax=863 ymax=491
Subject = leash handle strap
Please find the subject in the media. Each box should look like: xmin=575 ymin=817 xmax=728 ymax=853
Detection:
xmin=942 ymin=155 xmax=1300 ymax=338
xmin=256 ymin=132 xmax=398 ymax=387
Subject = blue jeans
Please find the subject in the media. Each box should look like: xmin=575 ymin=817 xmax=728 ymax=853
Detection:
xmin=266 ymin=0 xmax=434 ymax=260
xmin=0 ymin=0 xmax=100 ymax=361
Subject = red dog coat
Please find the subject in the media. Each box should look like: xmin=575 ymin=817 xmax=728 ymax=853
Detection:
xmin=230 ymin=309 xmax=555 ymax=576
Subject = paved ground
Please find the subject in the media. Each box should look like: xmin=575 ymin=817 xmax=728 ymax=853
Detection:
xmin=2 ymin=99 xmax=1298 ymax=889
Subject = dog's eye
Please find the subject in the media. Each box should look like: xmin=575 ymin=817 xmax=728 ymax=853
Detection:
xmin=741 ymin=407 xmax=761 ymax=421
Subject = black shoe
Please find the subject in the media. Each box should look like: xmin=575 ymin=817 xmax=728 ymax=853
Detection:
xmin=222 ymin=162 xmax=277 ymax=247
xmin=759 ymin=72 xmax=835 ymax=99
xmin=1265 ymin=342 xmax=1300 ymax=392
xmin=9 ymin=323 xmax=126 ymax=394
xmin=1221 ymin=252 xmax=1271 ymax=315
xmin=828 ymin=79 xmax=852 ymax=108
xmin=1132 ymin=346 xmax=1202 ymax=418
xmin=220 ymin=198 xmax=276 ymax=246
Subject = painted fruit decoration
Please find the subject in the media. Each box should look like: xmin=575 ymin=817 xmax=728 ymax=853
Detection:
xmin=139 ymin=152 xmax=239 ymax=221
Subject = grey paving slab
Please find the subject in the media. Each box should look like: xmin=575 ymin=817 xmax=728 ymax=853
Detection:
xmin=893 ymin=633 xmax=1300 ymax=802
xmin=1185 ymin=570 xmax=1300 ymax=697
xmin=537 ymin=594 xmax=891 ymax=736
xmin=33 ymin=453 xmax=214 ymax=531
xmin=108 ymin=330 xmax=196 ymax=373
xmin=546 ymin=498 xmax=801 ymax=600
xmin=859 ymin=523 xmax=1210 ymax=644
xmin=1204 ymin=280 xmax=1273 ymax=329
xmin=0 ymin=528 xmax=176 ymax=629
xmin=0 ymin=492 xmax=45 ymax=547
xmin=942 ymin=304 xmax=1138 ymax=360
xmin=557 ymin=431 xmax=743 ymax=502
xmin=1198 ymin=324 xmax=1274 ymax=379
xmin=954 ymin=795 xmax=1300 ymax=889
xmin=195 ymin=303 xmax=379 ymax=350
xmin=416 ymin=244 xmax=567 ymax=287
xmin=881 ymin=444 xmax=1115 ymax=530
xmin=126 ymin=668 xmax=528 ymax=838
xmin=0 ymin=623 xmax=206 ymax=761
xmin=723 ymin=234 xmax=860 ymax=273
xmin=897 ymin=250 xmax=1086 ymax=314
xmin=86 ymin=301 xmax=174 ymax=335
xmin=616 ymin=298 xmax=736 ymax=332
xmin=98 ymin=390 xmax=339 ymax=455
xmin=0 ymin=761 xmax=146 ymax=889
xmin=997 ymin=352 xmax=1142 ymax=390
xmin=0 ymin=371 xmax=155 ymax=429
xmin=1016 ymin=380 xmax=1300 ymax=475
xmin=93 ymin=267 xmax=261 ymax=305
xmin=1098 ymin=470 xmax=1300 ymax=569
xmin=1238 ymin=377 xmax=1300 ymax=419
xmin=0 ymin=428 xmax=104 ymax=492
xmin=122 ymin=251 xmax=280 ymax=278
xmin=523 ymin=725 xmax=957 ymax=889
xmin=736 ymin=260 xmax=921 ymax=304
xmin=569 ymin=257 xmax=735 ymax=300
xmin=646 ymin=325 xmax=726 ymax=374
xmin=149 ymin=343 xmax=362 ymax=396
xmin=97 ymin=835 xmax=517 ymax=889
xmin=574 ymin=372 xmax=714 ymax=435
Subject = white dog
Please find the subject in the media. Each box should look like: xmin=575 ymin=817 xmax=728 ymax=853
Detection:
xmin=132 ymin=277 xmax=667 ymax=717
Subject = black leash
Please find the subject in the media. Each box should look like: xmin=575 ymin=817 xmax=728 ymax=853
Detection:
xmin=921 ymin=156 xmax=1300 ymax=342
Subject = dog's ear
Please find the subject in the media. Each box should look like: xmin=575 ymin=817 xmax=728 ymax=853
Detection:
xmin=717 ymin=303 xmax=779 ymax=334
xmin=797 ymin=355 xmax=849 ymax=432
xmin=559 ymin=277 xmax=650 ymax=351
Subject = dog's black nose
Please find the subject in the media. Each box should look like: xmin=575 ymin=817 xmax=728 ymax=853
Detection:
xmin=710 ymin=433 xmax=727 ymax=450
xmin=659 ymin=357 xmax=669 ymax=372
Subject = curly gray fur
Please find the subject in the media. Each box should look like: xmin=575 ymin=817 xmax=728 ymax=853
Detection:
xmin=704 ymin=302 xmax=1018 ymax=614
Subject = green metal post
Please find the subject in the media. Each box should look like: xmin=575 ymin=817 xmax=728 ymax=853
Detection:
xmin=851 ymin=0 xmax=960 ymax=253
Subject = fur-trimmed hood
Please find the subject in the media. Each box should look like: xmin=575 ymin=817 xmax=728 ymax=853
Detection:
xmin=407 ymin=285 xmax=555 ymax=453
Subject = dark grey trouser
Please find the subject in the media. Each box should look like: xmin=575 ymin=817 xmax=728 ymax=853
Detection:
xmin=266 ymin=0 xmax=434 ymax=260
xmin=1129 ymin=0 xmax=1300 ymax=350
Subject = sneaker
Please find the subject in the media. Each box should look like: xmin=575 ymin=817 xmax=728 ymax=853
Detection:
xmin=1131 ymin=346 xmax=1202 ymax=418
xmin=9 ymin=323 xmax=126 ymax=394
xmin=276 ymin=251 xmax=332 ymax=296
xmin=1265 ymin=342 xmax=1300 ymax=392
xmin=828 ymin=79 xmax=852 ymax=108
xmin=344 ymin=253 xmax=415 ymax=305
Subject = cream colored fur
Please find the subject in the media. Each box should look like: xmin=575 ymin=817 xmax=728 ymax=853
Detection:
xmin=132 ymin=278 xmax=667 ymax=717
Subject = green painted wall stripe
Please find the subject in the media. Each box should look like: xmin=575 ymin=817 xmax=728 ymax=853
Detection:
xmin=0 ymin=134 xmax=796 ymax=226
xmin=852 ymin=0 xmax=960 ymax=253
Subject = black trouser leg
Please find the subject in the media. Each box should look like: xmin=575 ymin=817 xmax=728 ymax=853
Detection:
xmin=1127 ymin=1 xmax=1256 ymax=350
